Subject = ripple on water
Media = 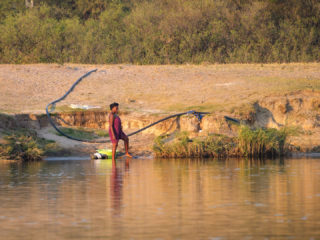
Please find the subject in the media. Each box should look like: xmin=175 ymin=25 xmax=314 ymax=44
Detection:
xmin=0 ymin=158 xmax=319 ymax=239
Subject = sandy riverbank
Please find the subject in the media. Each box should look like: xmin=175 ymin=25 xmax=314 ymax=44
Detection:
xmin=0 ymin=64 xmax=319 ymax=156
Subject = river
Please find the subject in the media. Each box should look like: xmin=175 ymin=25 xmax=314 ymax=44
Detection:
xmin=0 ymin=157 xmax=319 ymax=239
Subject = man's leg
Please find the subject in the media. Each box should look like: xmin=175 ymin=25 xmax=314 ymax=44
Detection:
xmin=112 ymin=142 xmax=118 ymax=165
xmin=122 ymin=135 xmax=132 ymax=157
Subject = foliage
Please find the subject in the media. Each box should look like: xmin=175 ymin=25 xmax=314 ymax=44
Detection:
xmin=1 ymin=0 xmax=320 ymax=64
xmin=311 ymin=145 xmax=320 ymax=153
xmin=0 ymin=129 xmax=59 ymax=161
xmin=154 ymin=126 xmax=298 ymax=158
xmin=237 ymin=126 xmax=297 ymax=158
xmin=153 ymin=132 xmax=235 ymax=158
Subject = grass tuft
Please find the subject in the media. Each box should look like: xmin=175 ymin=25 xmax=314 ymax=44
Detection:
xmin=153 ymin=132 xmax=235 ymax=158
xmin=154 ymin=126 xmax=299 ymax=158
xmin=0 ymin=129 xmax=60 ymax=161
xmin=237 ymin=126 xmax=299 ymax=158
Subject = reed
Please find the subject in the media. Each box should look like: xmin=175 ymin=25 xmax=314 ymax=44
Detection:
xmin=237 ymin=126 xmax=298 ymax=158
xmin=153 ymin=126 xmax=297 ymax=158
xmin=153 ymin=132 xmax=235 ymax=158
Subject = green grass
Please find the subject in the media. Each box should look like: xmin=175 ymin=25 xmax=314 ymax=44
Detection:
xmin=230 ymin=102 xmax=256 ymax=117
xmin=237 ymin=125 xmax=299 ymax=158
xmin=0 ymin=113 xmax=14 ymax=120
xmin=55 ymin=127 xmax=109 ymax=140
xmin=0 ymin=109 xmax=16 ymax=114
xmin=185 ymin=104 xmax=225 ymax=112
xmin=251 ymin=77 xmax=320 ymax=93
xmin=153 ymin=132 xmax=235 ymax=158
xmin=0 ymin=129 xmax=61 ymax=161
xmin=153 ymin=126 xmax=298 ymax=158
xmin=166 ymin=103 xmax=224 ymax=113
xmin=94 ymin=129 xmax=109 ymax=137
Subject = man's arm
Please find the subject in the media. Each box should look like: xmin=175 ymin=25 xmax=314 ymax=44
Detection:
xmin=109 ymin=114 xmax=116 ymax=140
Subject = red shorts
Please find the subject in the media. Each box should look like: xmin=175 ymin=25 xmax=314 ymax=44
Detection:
xmin=111 ymin=131 xmax=127 ymax=145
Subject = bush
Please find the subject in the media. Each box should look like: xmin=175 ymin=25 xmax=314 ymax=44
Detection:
xmin=0 ymin=129 xmax=59 ymax=161
xmin=153 ymin=126 xmax=298 ymax=158
xmin=237 ymin=126 xmax=299 ymax=158
xmin=153 ymin=132 xmax=236 ymax=158
xmin=311 ymin=145 xmax=320 ymax=153
xmin=1 ymin=1 xmax=320 ymax=64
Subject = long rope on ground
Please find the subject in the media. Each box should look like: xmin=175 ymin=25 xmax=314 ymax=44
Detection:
xmin=46 ymin=69 xmax=240 ymax=143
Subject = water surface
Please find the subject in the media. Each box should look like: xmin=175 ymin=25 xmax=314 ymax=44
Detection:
xmin=0 ymin=158 xmax=319 ymax=239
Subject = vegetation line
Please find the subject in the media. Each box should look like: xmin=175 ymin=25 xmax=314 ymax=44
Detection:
xmin=153 ymin=126 xmax=299 ymax=158
xmin=1 ymin=1 xmax=320 ymax=64
xmin=0 ymin=129 xmax=63 ymax=161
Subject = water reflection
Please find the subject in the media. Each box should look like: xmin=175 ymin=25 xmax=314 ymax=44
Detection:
xmin=110 ymin=166 xmax=122 ymax=217
xmin=0 ymin=158 xmax=319 ymax=239
xmin=110 ymin=159 xmax=131 ymax=217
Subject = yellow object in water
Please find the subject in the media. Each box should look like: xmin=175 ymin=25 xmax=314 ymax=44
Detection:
xmin=96 ymin=149 xmax=117 ymax=159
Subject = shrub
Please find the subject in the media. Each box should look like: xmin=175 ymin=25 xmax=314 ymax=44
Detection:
xmin=153 ymin=126 xmax=298 ymax=158
xmin=237 ymin=126 xmax=298 ymax=158
xmin=1 ymin=1 xmax=320 ymax=64
xmin=0 ymin=129 xmax=59 ymax=161
xmin=311 ymin=145 xmax=320 ymax=153
xmin=153 ymin=132 xmax=236 ymax=158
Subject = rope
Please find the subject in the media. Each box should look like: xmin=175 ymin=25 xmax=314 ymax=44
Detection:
xmin=46 ymin=69 xmax=239 ymax=143
xmin=46 ymin=69 xmax=105 ymax=143
xmin=45 ymin=69 xmax=209 ymax=143
xmin=224 ymin=116 xmax=240 ymax=124
xmin=127 ymin=110 xmax=210 ymax=137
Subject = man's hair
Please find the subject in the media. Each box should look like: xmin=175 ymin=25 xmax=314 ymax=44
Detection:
xmin=110 ymin=102 xmax=119 ymax=110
